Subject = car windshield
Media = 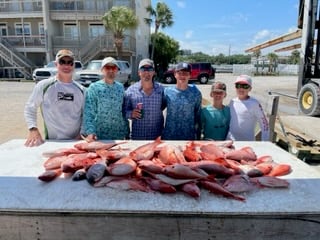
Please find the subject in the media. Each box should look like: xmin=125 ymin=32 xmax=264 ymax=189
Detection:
xmin=86 ymin=61 xmax=102 ymax=70
xmin=46 ymin=61 xmax=55 ymax=68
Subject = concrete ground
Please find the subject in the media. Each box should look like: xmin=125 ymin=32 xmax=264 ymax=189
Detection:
xmin=1 ymin=74 xmax=319 ymax=170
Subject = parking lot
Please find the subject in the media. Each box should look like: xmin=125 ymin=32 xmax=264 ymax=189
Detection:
xmin=0 ymin=73 xmax=300 ymax=144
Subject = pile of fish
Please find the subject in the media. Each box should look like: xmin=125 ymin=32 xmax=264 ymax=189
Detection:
xmin=38 ymin=138 xmax=291 ymax=201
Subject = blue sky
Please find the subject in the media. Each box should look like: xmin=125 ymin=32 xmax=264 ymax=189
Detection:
xmin=150 ymin=0 xmax=299 ymax=56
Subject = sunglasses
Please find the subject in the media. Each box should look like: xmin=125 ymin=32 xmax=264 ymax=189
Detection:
xmin=235 ymin=83 xmax=250 ymax=89
xmin=140 ymin=66 xmax=154 ymax=72
xmin=104 ymin=65 xmax=118 ymax=71
xmin=59 ymin=59 xmax=74 ymax=66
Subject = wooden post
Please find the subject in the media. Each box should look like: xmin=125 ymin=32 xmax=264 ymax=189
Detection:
xmin=267 ymin=95 xmax=279 ymax=142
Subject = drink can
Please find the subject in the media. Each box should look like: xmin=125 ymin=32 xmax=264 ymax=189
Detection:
xmin=136 ymin=102 xmax=144 ymax=118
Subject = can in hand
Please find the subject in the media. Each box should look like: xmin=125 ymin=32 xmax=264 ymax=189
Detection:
xmin=136 ymin=102 xmax=144 ymax=119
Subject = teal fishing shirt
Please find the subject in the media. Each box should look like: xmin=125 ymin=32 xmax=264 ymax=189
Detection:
xmin=82 ymin=80 xmax=129 ymax=140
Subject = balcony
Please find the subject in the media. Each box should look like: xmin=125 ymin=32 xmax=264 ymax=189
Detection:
xmin=0 ymin=35 xmax=46 ymax=48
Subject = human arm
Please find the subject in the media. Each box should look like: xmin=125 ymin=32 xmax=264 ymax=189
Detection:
xmin=24 ymin=84 xmax=45 ymax=147
xmin=82 ymin=87 xmax=98 ymax=137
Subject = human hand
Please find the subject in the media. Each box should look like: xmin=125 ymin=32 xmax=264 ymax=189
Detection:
xmin=131 ymin=109 xmax=142 ymax=119
xmin=24 ymin=128 xmax=44 ymax=147
xmin=83 ymin=134 xmax=97 ymax=142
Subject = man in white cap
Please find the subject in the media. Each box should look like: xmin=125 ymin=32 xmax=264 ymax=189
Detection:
xmin=227 ymin=74 xmax=269 ymax=141
xmin=24 ymin=49 xmax=85 ymax=147
xmin=82 ymin=56 xmax=129 ymax=141
xmin=162 ymin=62 xmax=202 ymax=140
xmin=124 ymin=58 xmax=165 ymax=140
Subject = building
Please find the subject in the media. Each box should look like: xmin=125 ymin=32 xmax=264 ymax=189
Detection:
xmin=0 ymin=0 xmax=151 ymax=79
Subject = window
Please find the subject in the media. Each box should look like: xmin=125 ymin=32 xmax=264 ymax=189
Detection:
xmin=64 ymin=22 xmax=79 ymax=40
xmin=88 ymin=23 xmax=105 ymax=39
xmin=0 ymin=23 xmax=7 ymax=36
xmin=113 ymin=0 xmax=130 ymax=7
xmin=15 ymin=23 xmax=31 ymax=35
xmin=38 ymin=23 xmax=44 ymax=35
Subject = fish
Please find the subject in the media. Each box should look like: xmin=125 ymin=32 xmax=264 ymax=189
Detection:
xmin=200 ymin=180 xmax=246 ymax=201
xmin=199 ymin=143 xmax=225 ymax=160
xmin=183 ymin=161 xmax=235 ymax=177
xmin=61 ymin=152 xmax=99 ymax=173
xmin=74 ymin=141 xmax=127 ymax=152
xmin=38 ymin=168 xmax=62 ymax=182
xmin=42 ymin=148 xmax=86 ymax=158
xmin=158 ymin=144 xmax=186 ymax=165
xmin=180 ymin=182 xmax=201 ymax=198
xmin=144 ymin=177 xmax=177 ymax=193
xmin=153 ymin=173 xmax=198 ymax=186
xmin=164 ymin=164 xmax=208 ymax=179
xmin=129 ymin=137 xmax=162 ymax=161
xmin=95 ymin=148 xmax=128 ymax=161
xmin=86 ymin=160 xmax=107 ymax=184
xmin=267 ymin=163 xmax=292 ymax=177
xmin=107 ymin=156 xmax=137 ymax=176
xmin=137 ymin=160 xmax=165 ymax=174
xmin=72 ymin=168 xmax=87 ymax=181
xmin=251 ymin=176 xmax=290 ymax=188
xmin=105 ymin=178 xmax=150 ymax=192
xmin=43 ymin=155 xmax=69 ymax=170
xmin=223 ymin=175 xmax=257 ymax=193
xmin=225 ymin=146 xmax=257 ymax=161
xmin=183 ymin=142 xmax=202 ymax=162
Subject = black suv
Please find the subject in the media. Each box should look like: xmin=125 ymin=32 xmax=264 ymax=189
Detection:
xmin=163 ymin=62 xmax=215 ymax=84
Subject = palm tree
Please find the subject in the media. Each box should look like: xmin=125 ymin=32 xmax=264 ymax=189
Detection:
xmin=102 ymin=6 xmax=138 ymax=59
xmin=267 ymin=52 xmax=279 ymax=73
xmin=145 ymin=2 xmax=174 ymax=60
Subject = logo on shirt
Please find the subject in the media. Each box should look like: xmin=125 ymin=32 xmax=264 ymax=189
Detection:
xmin=57 ymin=92 xmax=74 ymax=101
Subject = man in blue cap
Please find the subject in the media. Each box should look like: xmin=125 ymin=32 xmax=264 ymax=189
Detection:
xmin=162 ymin=62 xmax=202 ymax=140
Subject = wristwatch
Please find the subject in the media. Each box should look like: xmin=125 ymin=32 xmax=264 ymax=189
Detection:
xmin=29 ymin=127 xmax=38 ymax=131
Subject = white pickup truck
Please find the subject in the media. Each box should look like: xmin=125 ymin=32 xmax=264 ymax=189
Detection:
xmin=75 ymin=59 xmax=132 ymax=87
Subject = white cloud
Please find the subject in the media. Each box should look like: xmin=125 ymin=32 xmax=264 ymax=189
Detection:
xmin=252 ymin=29 xmax=272 ymax=43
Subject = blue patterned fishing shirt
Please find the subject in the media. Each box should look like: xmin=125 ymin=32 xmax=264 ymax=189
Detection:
xmin=162 ymin=84 xmax=202 ymax=140
xmin=82 ymin=80 xmax=129 ymax=140
xmin=124 ymin=81 xmax=165 ymax=140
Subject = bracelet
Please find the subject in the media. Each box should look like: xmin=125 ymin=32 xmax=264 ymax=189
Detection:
xmin=29 ymin=127 xmax=38 ymax=131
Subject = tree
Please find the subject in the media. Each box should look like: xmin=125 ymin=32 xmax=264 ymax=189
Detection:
xmin=267 ymin=52 xmax=279 ymax=73
xmin=288 ymin=50 xmax=300 ymax=64
xmin=152 ymin=32 xmax=179 ymax=77
xmin=102 ymin=6 xmax=138 ymax=59
xmin=145 ymin=2 xmax=174 ymax=60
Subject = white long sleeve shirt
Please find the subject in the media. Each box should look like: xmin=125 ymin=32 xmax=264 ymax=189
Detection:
xmin=227 ymin=96 xmax=269 ymax=141
xmin=24 ymin=77 xmax=85 ymax=139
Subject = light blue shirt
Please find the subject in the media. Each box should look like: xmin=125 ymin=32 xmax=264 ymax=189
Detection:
xmin=82 ymin=80 xmax=129 ymax=140
xmin=162 ymin=84 xmax=202 ymax=140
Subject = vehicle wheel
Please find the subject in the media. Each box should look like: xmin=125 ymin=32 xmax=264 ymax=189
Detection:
xmin=199 ymin=75 xmax=208 ymax=84
xmin=298 ymin=83 xmax=320 ymax=116
xmin=164 ymin=75 xmax=175 ymax=84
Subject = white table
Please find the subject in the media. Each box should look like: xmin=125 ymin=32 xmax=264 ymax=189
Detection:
xmin=0 ymin=140 xmax=319 ymax=240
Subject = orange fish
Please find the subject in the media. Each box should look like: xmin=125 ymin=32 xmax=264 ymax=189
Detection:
xmin=74 ymin=141 xmax=127 ymax=152
xmin=129 ymin=137 xmax=162 ymax=161
xmin=180 ymin=182 xmax=201 ymax=198
xmin=158 ymin=144 xmax=186 ymax=165
xmin=38 ymin=168 xmax=62 ymax=182
xmin=267 ymin=163 xmax=292 ymax=177
xmin=107 ymin=156 xmax=137 ymax=176
xmin=225 ymin=146 xmax=257 ymax=161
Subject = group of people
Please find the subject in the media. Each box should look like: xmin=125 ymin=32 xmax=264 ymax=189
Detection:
xmin=24 ymin=49 xmax=269 ymax=147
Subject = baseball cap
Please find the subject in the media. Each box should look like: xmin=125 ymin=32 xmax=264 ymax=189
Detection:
xmin=55 ymin=49 xmax=75 ymax=61
xmin=139 ymin=58 xmax=154 ymax=69
xmin=235 ymin=74 xmax=252 ymax=86
xmin=211 ymin=81 xmax=226 ymax=92
xmin=101 ymin=57 xmax=119 ymax=69
xmin=175 ymin=62 xmax=191 ymax=72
